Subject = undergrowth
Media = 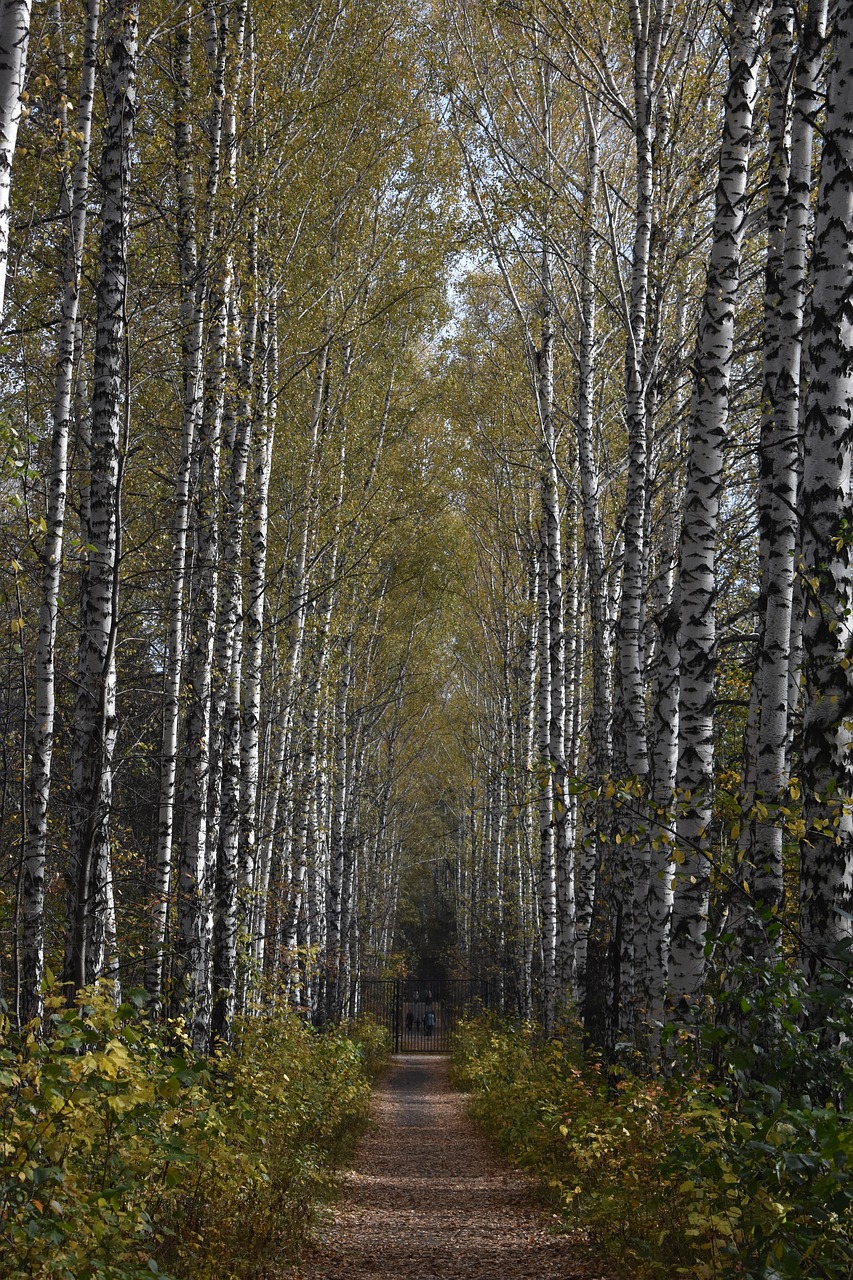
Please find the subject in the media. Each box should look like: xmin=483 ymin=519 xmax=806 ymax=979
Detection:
xmin=0 ymin=985 xmax=389 ymax=1280
xmin=451 ymin=970 xmax=853 ymax=1280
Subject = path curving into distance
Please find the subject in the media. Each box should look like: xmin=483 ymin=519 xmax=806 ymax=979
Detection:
xmin=284 ymin=1054 xmax=618 ymax=1280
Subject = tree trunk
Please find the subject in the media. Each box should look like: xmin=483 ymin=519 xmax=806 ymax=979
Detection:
xmin=22 ymin=0 xmax=99 ymax=1024
xmin=670 ymin=0 xmax=766 ymax=1004
xmin=64 ymin=0 xmax=139 ymax=995
xmin=749 ymin=0 xmax=828 ymax=933
xmin=146 ymin=13 xmax=204 ymax=1006
xmin=0 ymin=0 xmax=32 ymax=315
xmin=574 ymin=95 xmax=610 ymax=1012
xmin=798 ymin=0 xmax=853 ymax=983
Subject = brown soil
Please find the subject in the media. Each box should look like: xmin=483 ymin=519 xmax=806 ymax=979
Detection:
xmin=283 ymin=1053 xmax=620 ymax=1280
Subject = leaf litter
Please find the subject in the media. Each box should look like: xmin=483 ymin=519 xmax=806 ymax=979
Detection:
xmin=282 ymin=1053 xmax=621 ymax=1280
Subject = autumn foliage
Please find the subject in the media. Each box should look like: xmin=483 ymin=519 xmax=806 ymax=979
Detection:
xmin=452 ymin=1006 xmax=853 ymax=1279
xmin=0 ymin=988 xmax=389 ymax=1279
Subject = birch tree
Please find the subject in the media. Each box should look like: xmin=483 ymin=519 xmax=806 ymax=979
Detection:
xmin=146 ymin=11 xmax=204 ymax=1007
xmin=669 ymin=0 xmax=766 ymax=1004
xmin=64 ymin=0 xmax=139 ymax=993
xmin=0 ymin=0 xmax=32 ymax=317
xmin=798 ymin=0 xmax=853 ymax=983
xmin=21 ymin=0 xmax=99 ymax=1024
xmin=746 ymin=0 xmax=828 ymax=936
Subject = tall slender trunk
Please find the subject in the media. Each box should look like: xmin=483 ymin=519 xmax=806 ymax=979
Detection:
xmin=557 ymin=484 xmax=578 ymax=995
xmin=0 ymin=0 xmax=32 ymax=316
xmin=175 ymin=269 xmax=227 ymax=1048
xmin=670 ymin=0 xmax=766 ymax=1002
xmin=173 ymin=0 xmax=230 ymax=1051
xmin=22 ymin=0 xmax=99 ymax=1023
xmin=146 ymin=14 xmax=204 ymax=1005
xmin=749 ymin=0 xmax=828 ymax=930
xmin=283 ymin=393 xmax=346 ymax=987
xmin=327 ymin=634 xmax=352 ymax=1020
xmin=612 ymin=0 xmax=673 ymax=1039
xmin=252 ymin=336 xmax=327 ymax=980
xmin=64 ymin=0 xmax=139 ymax=994
xmin=536 ymin=54 xmax=563 ymax=1032
xmin=211 ymin=309 xmax=255 ymax=1044
xmin=239 ymin=297 xmax=274 ymax=988
xmin=615 ymin=0 xmax=668 ymax=787
xmin=536 ymin=523 xmax=557 ymax=1030
xmin=798 ymin=0 xmax=853 ymax=983
xmin=574 ymin=94 xmax=609 ymax=1010
xmin=646 ymin=542 xmax=680 ymax=1031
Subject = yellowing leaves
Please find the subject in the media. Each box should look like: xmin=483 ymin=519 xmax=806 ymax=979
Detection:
xmin=0 ymin=990 xmax=383 ymax=1280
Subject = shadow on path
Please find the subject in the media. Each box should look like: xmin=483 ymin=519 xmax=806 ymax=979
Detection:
xmin=285 ymin=1054 xmax=618 ymax=1280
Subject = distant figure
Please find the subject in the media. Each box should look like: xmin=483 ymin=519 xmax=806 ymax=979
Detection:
xmin=424 ymin=1008 xmax=436 ymax=1038
xmin=405 ymin=1008 xmax=414 ymax=1032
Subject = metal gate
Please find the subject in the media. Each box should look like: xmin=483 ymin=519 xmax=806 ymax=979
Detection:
xmin=357 ymin=977 xmax=489 ymax=1053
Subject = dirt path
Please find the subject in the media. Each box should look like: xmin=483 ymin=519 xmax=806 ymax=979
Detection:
xmin=284 ymin=1054 xmax=618 ymax=1280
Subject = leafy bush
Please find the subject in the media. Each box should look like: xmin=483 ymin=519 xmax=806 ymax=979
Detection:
xmin=452 ymin=998 xmax=853 ymax=1280
xmin=666 ymin=961 xmax=853 ymax=1279
xmin=0 ymin=987 xmax=388 ymax=1280
xmin=451 ymin=1016 xmax=697 ymax=1276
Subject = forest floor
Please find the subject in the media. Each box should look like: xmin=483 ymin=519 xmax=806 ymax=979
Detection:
xmin=281 ymin=1053 xmax=621 ymax=1280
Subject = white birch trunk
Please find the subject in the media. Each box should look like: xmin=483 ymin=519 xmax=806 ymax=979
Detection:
xmin=22 ymin=0 xmax=99 ymax=1023
xmin=252 ymin=338 xmax=327 ymax=979
xmin=0 ymin=0 xmax=31 ymax=316
xmin=645 ymin=524 xmax=680 ymax=1032
xmin=239 ymin=297 xmax=274 ymax=984
xmin=327 ymin=635 xmax=352 ymax=1020
xmin=210 ymin=265 xmax=256 ymax=1042
xmin=65 ymin=0 xmax=138 ymax=993
xmin=670 ymin=0 xmax=766 ymax=1002
xmin=146 ymin=14 xmax=203 ymax=1005
xmin=798 ymin=0 xmax=853 ymax=981
xmin=574 ymin=95 xmax=609 ymax=1009
xmin=175 ymin=272 xmax=228 ymax=1049
xmin=172 ymin=0 xmax=230 ymax=1050
xmin=750 ymin=0 xmax=828 ymax=926
xmin=536 ymin=525 xmax=557 ymax=1031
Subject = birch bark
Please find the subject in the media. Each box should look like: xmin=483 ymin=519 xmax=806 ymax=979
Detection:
xmin=0 ymin=0 xmax=32 ymax=316
xmin=211 ymin=333 xmax=254 ymax=1043
xmin=173 ymin=0 xmax=230 ymax=1049
xmin=239 ymin=297 xmax=274 ymax=990
xmin=252 ymin=337 xmax=327 ymax=980
xmin=65 ymin=0 xmax=139 ymax=993
xmin=22 ymin=0 xmax=99 ymax=1023
xmin=537 ymin=54 xmax=564 ymax=1033
xmin=798 ymin=0 xmax=853 ymax=981
xmin=670 ymin=0 xmax=766 ymax=1002
xmin=175 ymin=269 xmax=227 ymax=1047
xmin=749 ymin=0 xmax=828 ymax=928
xmin=574 ymin=94 xmax=609 ymax=1010
xmin=327 ymin=635 xmax=352 ymax=1021
xmin=146 ymin=14 xmax=204 ymax=1005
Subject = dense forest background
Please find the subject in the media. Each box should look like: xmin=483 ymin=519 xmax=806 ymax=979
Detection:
xmin=0 ymin=0 xmax=851 ymax=1070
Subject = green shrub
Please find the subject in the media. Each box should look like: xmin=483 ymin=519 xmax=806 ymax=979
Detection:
xmin=452 ymin=1005 xmax=853 ymax=1280
xmin=451 ymin=1015 xmax=697 ymax=1276
xmin=0 ymin=986 xmax=387 ymax=1280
